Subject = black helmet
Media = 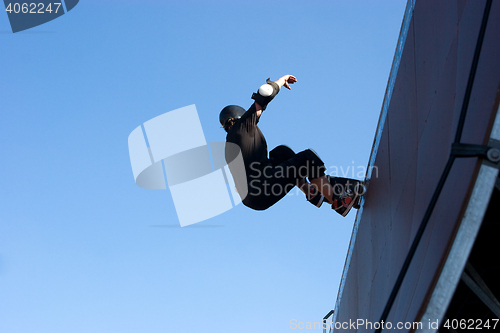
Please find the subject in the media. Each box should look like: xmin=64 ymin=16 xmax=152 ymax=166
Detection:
xmin=219 ymin=105 xmax=245 ymax=126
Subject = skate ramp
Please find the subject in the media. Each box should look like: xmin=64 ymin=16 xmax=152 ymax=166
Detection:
xmin=330 ymin=1 xmax=500 ymax=331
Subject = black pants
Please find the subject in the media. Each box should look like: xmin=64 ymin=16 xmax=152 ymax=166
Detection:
xmin=242 ymin=145 xmax=326 ymax=210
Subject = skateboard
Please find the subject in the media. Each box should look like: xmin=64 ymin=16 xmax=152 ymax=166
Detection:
xmin=326 ymin=175 xmax=366 ymax=217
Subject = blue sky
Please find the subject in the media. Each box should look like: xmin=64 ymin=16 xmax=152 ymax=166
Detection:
xmin=0 ymin=1 xmax=406 ymax=332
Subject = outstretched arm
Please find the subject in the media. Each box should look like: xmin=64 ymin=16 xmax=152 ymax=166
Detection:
xmin=254 ymin=75 xmax=297 ymax=117
xmin=274 ymin=75 xmax=297 ymax=90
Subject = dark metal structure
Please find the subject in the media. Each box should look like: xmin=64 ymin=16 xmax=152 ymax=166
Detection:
xmin=330 ymin=1 xmax=500 ymax=332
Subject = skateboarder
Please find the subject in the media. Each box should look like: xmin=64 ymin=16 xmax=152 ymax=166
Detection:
xmin=220 ymin=75 xmax=363 ymax=216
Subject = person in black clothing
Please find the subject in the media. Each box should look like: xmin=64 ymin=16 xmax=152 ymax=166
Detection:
xmin=221 ymin=75 xmax=357 ymax=216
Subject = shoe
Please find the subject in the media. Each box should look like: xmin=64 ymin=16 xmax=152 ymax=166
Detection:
xmin=326 ymin=175 xmax=364 ymax=217
xmin=307 ymin=186 xmax=325 ymax=208
xmin=330 ymin=192 xmax=357 ymax=217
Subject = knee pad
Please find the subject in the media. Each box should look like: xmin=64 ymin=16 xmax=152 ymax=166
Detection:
xmin=305 ymin=149 xmax=324 ymax=165
xmin=303 ymin=149 xmax=326 ymax=180
xmin=251 ymin=78 xmax=280 ymax=110
xmin=269 ymin=145 xmax=295 ymax=165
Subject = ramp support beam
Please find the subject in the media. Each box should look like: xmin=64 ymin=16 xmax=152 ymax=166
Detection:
xmin=461 ymin=262 xmax=500 ymax=318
